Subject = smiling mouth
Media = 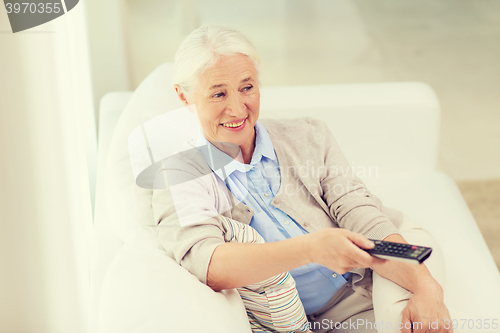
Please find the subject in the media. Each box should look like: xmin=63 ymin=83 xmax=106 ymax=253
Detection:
xmin=221 ymin=117 xmax=247 ymax=128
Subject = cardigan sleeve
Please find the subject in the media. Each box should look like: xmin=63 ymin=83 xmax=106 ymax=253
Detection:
xmin=318 ymin=120 xmax=400 ymax=240
xmin=151 ymin=155 xmax=227 ymax=285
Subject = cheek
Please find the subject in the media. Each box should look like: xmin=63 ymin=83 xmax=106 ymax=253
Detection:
xmin=248 ymin=93 xmax=260 ymax=112
xmin=197 ymin=102 xmax=223 ymax=122
xmin=196 ymin=104 xmax=226 ymax=137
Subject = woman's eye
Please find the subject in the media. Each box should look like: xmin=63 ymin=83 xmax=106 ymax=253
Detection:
xmin=242 ymin=85 xmax=253 ymax=92
xmin=213 ymin=92 xmax=225 ymax=98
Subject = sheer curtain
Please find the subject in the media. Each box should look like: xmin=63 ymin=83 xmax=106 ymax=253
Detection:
xmin=0 ymin=3 xmax=96 ymax=333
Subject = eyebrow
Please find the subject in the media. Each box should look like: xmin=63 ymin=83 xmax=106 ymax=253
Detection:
xmin=208 ymin=77 xmax=254 ymax=91
xmin=208 ymin=83 xmax=226 ymax=90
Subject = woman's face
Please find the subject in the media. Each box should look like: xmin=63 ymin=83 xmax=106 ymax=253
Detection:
xmin=177 ymin=54 xmax=260 ymax=154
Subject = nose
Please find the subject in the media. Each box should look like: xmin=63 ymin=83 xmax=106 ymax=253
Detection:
xmin=226 ymin=93 xmax=246 ymax=117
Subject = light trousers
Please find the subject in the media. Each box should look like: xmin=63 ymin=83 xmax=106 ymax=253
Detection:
xmin=307 ymin=215 xmax=447 ymax=333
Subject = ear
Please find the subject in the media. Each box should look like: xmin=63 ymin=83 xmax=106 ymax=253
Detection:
xmin=174 ymin=85 xmax=190 ymax=106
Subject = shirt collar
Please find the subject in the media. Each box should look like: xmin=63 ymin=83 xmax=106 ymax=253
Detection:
xmin=251 ymin=120 xmax=277 ymax=164
xmin=195 ymin=120 xmax=276 ymax=180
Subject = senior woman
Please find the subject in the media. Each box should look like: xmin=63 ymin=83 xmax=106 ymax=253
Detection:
xmin=152 ymin=25 xmax=452 ymax=333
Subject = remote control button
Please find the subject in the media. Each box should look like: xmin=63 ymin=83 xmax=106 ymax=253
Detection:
xmin=412 ymin=246 xmax=417 ymax=250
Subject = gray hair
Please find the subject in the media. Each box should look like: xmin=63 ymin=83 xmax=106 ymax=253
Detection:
xmin=173 ymin=25 xmax=261 ymax=98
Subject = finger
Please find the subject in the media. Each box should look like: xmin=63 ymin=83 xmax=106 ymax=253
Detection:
xmin=401 ymin=311 xmax=412 ymax=333
xmin=345 ymin=231 xmax=375 ymax=250
xmin=413 ymin=318 xmax=425 ymax=333
xmin=342 ymin=232 xmax=389 ymax=267
xmin=342 ymin=241 xmax=377 ymax=267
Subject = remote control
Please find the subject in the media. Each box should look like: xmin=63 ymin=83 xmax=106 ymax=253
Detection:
xmin=363 ymin=240 xmax=432 ymax=265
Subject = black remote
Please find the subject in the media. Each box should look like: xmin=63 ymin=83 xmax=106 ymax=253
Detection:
xmin=363 ymin=240 xmax=432 ymax=265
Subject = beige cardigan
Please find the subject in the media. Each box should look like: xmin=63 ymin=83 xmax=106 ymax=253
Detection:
xmin=152 ymin=117 xmax=403 ymax=297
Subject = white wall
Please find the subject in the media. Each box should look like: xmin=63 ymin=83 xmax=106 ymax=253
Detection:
xmin=85 ymin=0 xmax=131 ymax=134
xmin=118 ymin=0 xmax=500 ymax=181
xmin=0 ymin=4 xmax=95 ymax=332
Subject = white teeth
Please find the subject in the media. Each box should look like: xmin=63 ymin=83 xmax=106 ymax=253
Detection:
xmin=223 ymin=119 xmax=245 ymax=128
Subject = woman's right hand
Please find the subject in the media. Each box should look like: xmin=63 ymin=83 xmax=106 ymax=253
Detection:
xmin=207 ymin=227 xmax=386 ymax=291
xmin=306 ymin=228 xmax=386 ymax=274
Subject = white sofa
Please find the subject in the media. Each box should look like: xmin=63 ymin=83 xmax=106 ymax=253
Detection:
xmin=90 ymin=63 xmax=500 ymax=333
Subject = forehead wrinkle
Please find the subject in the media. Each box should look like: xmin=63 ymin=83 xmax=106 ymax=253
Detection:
xmin=208 ymin=83 xmax=226 ymax=90
xmin=205 ymin=72 xmax=255 ymax=92
xmin=200 ymin=56 xmax=258 ymax=93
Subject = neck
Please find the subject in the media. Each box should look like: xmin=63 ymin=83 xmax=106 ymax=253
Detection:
xmin=240 ymin=127 xmax=256 ymax=164
xmin=210 ymin=128 xmax=256 ymax=164
xmin=240 ymin=142 xmax=255 ymax=164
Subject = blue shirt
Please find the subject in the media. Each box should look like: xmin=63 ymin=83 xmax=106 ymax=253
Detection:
xmin=195 ymin=120 xmax=350 ymax=315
